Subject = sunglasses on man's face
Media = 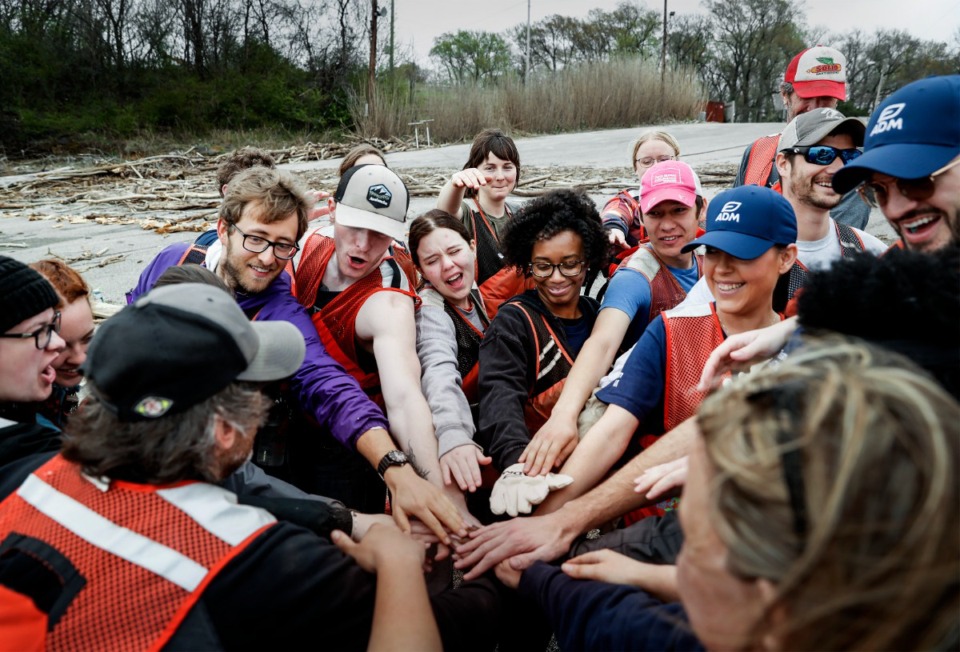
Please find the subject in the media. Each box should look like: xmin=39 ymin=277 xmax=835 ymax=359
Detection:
xmin=788 ymin=145 xmax=862 ymax=166
xmin=857 ymin=157 xmax=960 ymax=208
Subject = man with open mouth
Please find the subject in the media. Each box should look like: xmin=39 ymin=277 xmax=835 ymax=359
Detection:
xmin=832 ymin=74 xmax=960 ymax=254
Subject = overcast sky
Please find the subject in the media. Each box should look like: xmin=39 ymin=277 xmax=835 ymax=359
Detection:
xmin=388 ymin=0 xmax=960 ymax=65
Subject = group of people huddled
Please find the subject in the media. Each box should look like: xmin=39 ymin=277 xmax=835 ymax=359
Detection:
xmin=0 ymin=49 xmax=957 ymax=651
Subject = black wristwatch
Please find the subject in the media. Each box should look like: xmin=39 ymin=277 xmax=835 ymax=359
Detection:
xmin=377 ymin=450 xmax=409 ymax=478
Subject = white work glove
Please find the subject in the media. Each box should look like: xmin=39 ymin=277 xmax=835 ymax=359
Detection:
xmin=489 ymin=463 xmax=573 ymax=517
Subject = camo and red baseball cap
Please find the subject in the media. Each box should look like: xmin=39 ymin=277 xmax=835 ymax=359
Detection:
xmin=784 ymin=46 xmax=847 ymax=101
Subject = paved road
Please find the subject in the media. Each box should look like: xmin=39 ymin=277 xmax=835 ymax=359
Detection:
xmin=285 ymin=121 xmax=784 ymax=173
xmin=0 ymin=122 xmax=895 ymax=303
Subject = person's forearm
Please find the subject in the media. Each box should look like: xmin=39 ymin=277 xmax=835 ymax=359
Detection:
xmin=368 ymin=553 xmax=441 ymax=652
xmin=436 ymin=181 xmax=465 ymax=217
xmin=538 ymin=409 xmax=636 ymax=513
xmin=387 ymin=394 xmax=445 ymax=487
xmin=554 ymin=418 xmax=697 ymax=532
xmin=550 ymin=334 xmax=621 ymax=424
xmin=356 ymin=426 xmax=402 ymax=468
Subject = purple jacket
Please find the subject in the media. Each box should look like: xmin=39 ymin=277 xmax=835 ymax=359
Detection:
xmin=128 ymin=243 xmax=389 ymax=450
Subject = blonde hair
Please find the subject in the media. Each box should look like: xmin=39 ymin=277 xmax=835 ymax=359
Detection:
xmin=630 ymin=131 xmax=681 ymax=167
xmin=697 ymin=338 xmax=960 ymax=651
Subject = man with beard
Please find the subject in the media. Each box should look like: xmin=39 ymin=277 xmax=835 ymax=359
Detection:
xmin=832 ymin=74 xmax=960 ymax=253
xmin=773 ymin=108 xmax=886 ymax=272
xmin=0 ymin=283 xmax=443 ymax=651
xmin=678 ymin=107 xmax=884 ymax=309
xmin=128 ymin=167 xmax=465 ymax=544
xmin=696 ymin=74 xmax=960 ymax=380
xmin=735 ymin=45 xmax=871 ymax=230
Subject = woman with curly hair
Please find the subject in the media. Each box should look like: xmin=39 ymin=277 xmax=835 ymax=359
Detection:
xmin=475 ymin=189 xmax=607 ymax=515
xmin=521 ymin=161 xmax=707 ymax=476
xmin=437 ymin=128 xmax=525 ymax=319
xmin=536 ymin=185 xmax=797 ymax=517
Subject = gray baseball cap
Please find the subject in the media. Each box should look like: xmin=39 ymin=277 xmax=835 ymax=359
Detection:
xmin=83 ymin=283 xmax=305 ymax=420
xmin=778 ymin=108 xmax=866 ymax=151
xmin=334 ymin=164 xmax=410 ymax=241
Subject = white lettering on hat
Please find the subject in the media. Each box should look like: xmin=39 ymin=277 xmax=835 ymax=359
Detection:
xmin=366 ymin=184 xmax=392 ymax=209
xmin=715 ymin=201 xmax=741 ymax=223
xmin=822 ymin=108 xmax=843 ymax=119
xmin=870 ymin=103 xmax=905 ymax=136
xmin=653 ymin=173 xmax=679 ymax=185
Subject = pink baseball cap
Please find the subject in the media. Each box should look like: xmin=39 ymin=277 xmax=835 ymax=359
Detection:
xmin=640 ymin=161 xmax=699 ymax=213
xmin=785 ymin=46 xmax=847 ymax=100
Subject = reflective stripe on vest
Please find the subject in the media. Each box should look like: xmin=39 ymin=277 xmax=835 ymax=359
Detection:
xmin=510 ymin=302 xmax=575 ymax=434
xmin=0 ymin=455 xmax=276 ymax=651
xmin=743 ymin=134 xmax=781 ymax=187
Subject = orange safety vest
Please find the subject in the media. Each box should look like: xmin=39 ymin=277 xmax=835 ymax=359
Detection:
xmin=468 ymin=200 xmax=530 ymax=320
xmin=615 ymin=246 xmax=705 ymax=326
xmin=293 ymin=234 xmax=419 ymax=407
xmin=742 ymin=134 xmax=781 ymax=187
xmin=508 ymin=301 xmax=576 ymax=435
xmin=0 ymin=455 xmax=276 ymax=652
xmin=625 ymin=303 xmax=726 ymax=526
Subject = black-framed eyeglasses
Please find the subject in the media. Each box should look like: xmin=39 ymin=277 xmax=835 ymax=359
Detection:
xmin=636 ymin=154 xmax=677 ymax=168
xmin=857 ymin=157 xmax=960 ymax=208
xmin=788 ymin=145 xmax=862 ymax=166
xmin=231 ymin=224 xmax=299 ymax=260
xmin=529 ymin=260 xmax=585 ymax=278
xmin=0 ymin=311 xmax=61 ymax=350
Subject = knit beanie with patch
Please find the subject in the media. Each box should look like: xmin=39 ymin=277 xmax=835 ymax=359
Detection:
xmin=0 ymin=255 xmax=59 ymax=334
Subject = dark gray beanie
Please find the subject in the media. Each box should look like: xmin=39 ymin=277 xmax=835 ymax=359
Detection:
xmin=0 ymin=255 xmax=59 ymax=334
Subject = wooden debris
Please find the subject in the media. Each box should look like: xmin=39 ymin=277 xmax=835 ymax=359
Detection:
xmin=1 ymin=143 xmax=738 ymax=235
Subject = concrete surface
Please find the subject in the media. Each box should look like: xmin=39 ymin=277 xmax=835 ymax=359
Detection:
xmin=0 ymin=122 xmax=896 ymax=304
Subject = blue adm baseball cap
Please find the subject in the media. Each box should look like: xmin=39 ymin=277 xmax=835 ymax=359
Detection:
xmin=682 ymin=186 xmax=798 ymax=260
xmin=833 ymin=75 xmax=960 ymax=194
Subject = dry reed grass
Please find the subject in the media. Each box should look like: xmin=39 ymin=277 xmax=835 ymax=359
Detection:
xmin=352 ymin=58 xmax=704 ymax=142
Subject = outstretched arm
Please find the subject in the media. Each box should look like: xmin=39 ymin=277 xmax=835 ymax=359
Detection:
xmin=437 ymin=169 xmax=489 ymax=216
xmin=455 ymin=417 xmax=698 ymax=580
xmin=535 ymin=404 xmax=639 ymax=514
xmin=522 ymin=307 xmax=633 ymax=476
xmin=333 ymin=526 xmax=441 ymax=652
xmin=697 ymin=316 xmax=798 ymax=391
xmin=358 ymin=291 xmax=477 ymax=530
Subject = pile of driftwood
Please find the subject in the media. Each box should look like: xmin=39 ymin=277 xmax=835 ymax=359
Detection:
xmin=0 ymin=141 xmax=738 ymax=236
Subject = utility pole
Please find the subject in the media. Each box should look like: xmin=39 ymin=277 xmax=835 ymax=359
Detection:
xmin=660 ymin=0 xmax=667 ymax=93
xmin=525 ymin=0 xmax=531 ymax=84
xmin=389 ymin=0 xmax=395 ymax=74
xmin=368 ymin=0 xmax=379 ymax=120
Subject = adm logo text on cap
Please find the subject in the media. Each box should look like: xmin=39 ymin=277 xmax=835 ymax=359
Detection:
xmin=870 ymin=103 xmax=905 ymax=136
xmin=715 ymin=201 xmax=741 ymax=223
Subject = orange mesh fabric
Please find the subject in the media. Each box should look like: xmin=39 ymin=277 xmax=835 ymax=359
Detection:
xmin=293 ymin=234 xmax=419 ymax=402
xmin=743 ymin=134 xmax=780 ymax=187
xmin=0 ymin=456 xmax=273 ymax=652
xmin=662 ymin=303 xmax=725 ymax=432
